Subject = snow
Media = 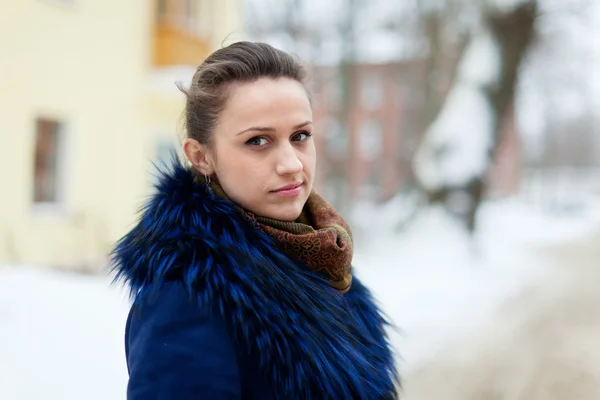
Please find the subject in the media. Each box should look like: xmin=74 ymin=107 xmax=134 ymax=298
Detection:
xmin=351 ymin=194 xmax=600 ymax=373
xmin=412 ymin=86 xmax=496 ymax=189
xmin=459 ymin=29 xmax=501 ymax=87
xmin=1 ymin=194 xmax=599 ymax=399
xmin=412 ymin=24 xmax=502 ymax=190
xmin=0 ymin=267 xmax=130 ymax=400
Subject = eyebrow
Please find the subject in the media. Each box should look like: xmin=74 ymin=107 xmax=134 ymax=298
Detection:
xmin=236 ymin=120 xmax=312 ymax=136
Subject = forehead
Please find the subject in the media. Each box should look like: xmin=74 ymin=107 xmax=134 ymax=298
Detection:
xmin=220 ymin=78 xmax=312 ymax=130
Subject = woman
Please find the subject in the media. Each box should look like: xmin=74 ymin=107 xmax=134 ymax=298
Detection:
xmin=112 ymin=41 xmax=399 ymax=399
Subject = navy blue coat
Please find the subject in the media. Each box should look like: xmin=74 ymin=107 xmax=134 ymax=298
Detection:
xmin=112 ymin=162 xmax=399 ymax=399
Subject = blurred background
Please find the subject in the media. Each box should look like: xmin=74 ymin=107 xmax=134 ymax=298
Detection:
xmin=1 ymin=0 xmax=599 ymax=398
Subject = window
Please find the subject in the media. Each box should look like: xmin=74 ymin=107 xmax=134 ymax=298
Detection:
xmin=157 ymin=0 xmax=168 ymax=20
xmin=328 ymin=80 xmax=343 ymax=107
xmin=184 ymin=0 xmax=198 ymax=29
xmin=33 ymin=118 xmax=63 ymax=204
xmin=156 ymin=0 xmax=199 ymax=27
xmin=184 ymin=0 xmax=196 ymax=19
xmin=323 ymin=117 xmax=348 ymax=158
xmin=359 ymin=119 xmax=383 ymax=161
xmin=360 ymin=73 xmax=383 ymax=111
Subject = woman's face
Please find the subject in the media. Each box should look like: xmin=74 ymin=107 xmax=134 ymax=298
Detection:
xmin=204 ymin=77 xmax=315 ymax=221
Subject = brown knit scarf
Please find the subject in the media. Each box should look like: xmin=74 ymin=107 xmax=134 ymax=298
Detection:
xmin=196 ymin=174 xmax=354 ymax=293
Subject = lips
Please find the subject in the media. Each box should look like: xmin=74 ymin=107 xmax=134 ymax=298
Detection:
xmin=271 ymin=182 xmax=303 ymax=197
xmin=272 ymin=183 xmax=302 ymax=192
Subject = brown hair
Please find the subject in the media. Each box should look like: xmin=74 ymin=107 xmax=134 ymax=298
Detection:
xmin=178 ymin=41 xmax=310 ymax=147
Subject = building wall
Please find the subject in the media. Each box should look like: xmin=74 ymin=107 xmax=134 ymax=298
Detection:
xmin=0 ymin=0 xmax=244 ymax=269
xmin=311 ymin=61 xmax=426 ymax=204
xmin=208 ymin=0 xmax=244 ymax=49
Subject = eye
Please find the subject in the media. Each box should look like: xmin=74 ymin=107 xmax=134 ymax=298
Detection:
xmin=245 ymin=136 xmax=268 ymax=146
xmin=291 ymin=130 xmax=312 ymax=142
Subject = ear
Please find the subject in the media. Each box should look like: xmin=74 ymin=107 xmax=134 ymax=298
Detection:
xmin=183 ymin=138 xmax=214 ymax=175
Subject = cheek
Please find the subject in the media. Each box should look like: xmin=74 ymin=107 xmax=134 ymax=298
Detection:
xmin=303 ymin=145 xmax=317 ymax=176
xmin=215 ymin=152 xmax=267 ymax=190
xmin=220 ymin=158 xmax=250 ymax=182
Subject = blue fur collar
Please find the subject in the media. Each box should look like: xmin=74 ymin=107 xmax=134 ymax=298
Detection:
xmin=111 ymin=161 xmax=399 ymax=399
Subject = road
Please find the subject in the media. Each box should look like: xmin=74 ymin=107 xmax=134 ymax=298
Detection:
xmin=401 ymin=233 xmax=600 ymax=400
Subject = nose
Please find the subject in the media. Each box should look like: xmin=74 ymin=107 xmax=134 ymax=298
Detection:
xmin=275 ymin=143 xmax=303 ymax=176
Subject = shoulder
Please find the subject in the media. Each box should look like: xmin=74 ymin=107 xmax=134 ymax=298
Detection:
xmin=125 ymin=282 xmax=242 ymax=399
xmin=128 ymin=282 xmax=201 ymax=322
xmin=126 ymin=282 xmax=230 ymax=348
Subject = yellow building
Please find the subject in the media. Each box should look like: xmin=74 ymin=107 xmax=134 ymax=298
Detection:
xmin=0 ymin=0 xmax=243 ymax=270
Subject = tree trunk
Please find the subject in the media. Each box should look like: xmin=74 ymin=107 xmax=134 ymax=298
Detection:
xmin=414 ymin=1 xmax=538 ymax=234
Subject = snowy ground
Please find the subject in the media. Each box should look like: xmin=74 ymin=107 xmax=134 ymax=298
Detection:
xmin=402 ymin=233 xmax=600 ymax=399
xmin=0 ymin=268 xmax=130 ymax=399
xmin=1 ymin=197 xmax=599 ymax=400
xmin=352 ymin=195 xmax=600 ymax=375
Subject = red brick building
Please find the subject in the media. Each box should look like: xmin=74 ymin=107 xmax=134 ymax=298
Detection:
xmin=309 ymin=61 xmax=426 ymax=204
xmin=309 ymin=60 xmax=522 ymax=205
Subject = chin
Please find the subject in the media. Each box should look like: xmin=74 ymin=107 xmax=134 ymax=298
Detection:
xmin=271 ymin=209 xmax=302 ymax=222
xmin=263 ymin=203 xmax=304 ymax=222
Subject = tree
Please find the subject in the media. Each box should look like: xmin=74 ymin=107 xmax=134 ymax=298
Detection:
xmin=412 ymin=0 xmax=538 ymax=233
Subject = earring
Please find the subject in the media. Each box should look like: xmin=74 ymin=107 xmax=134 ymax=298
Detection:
xmin=204 ymin=174 xmax=214 ymax=195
